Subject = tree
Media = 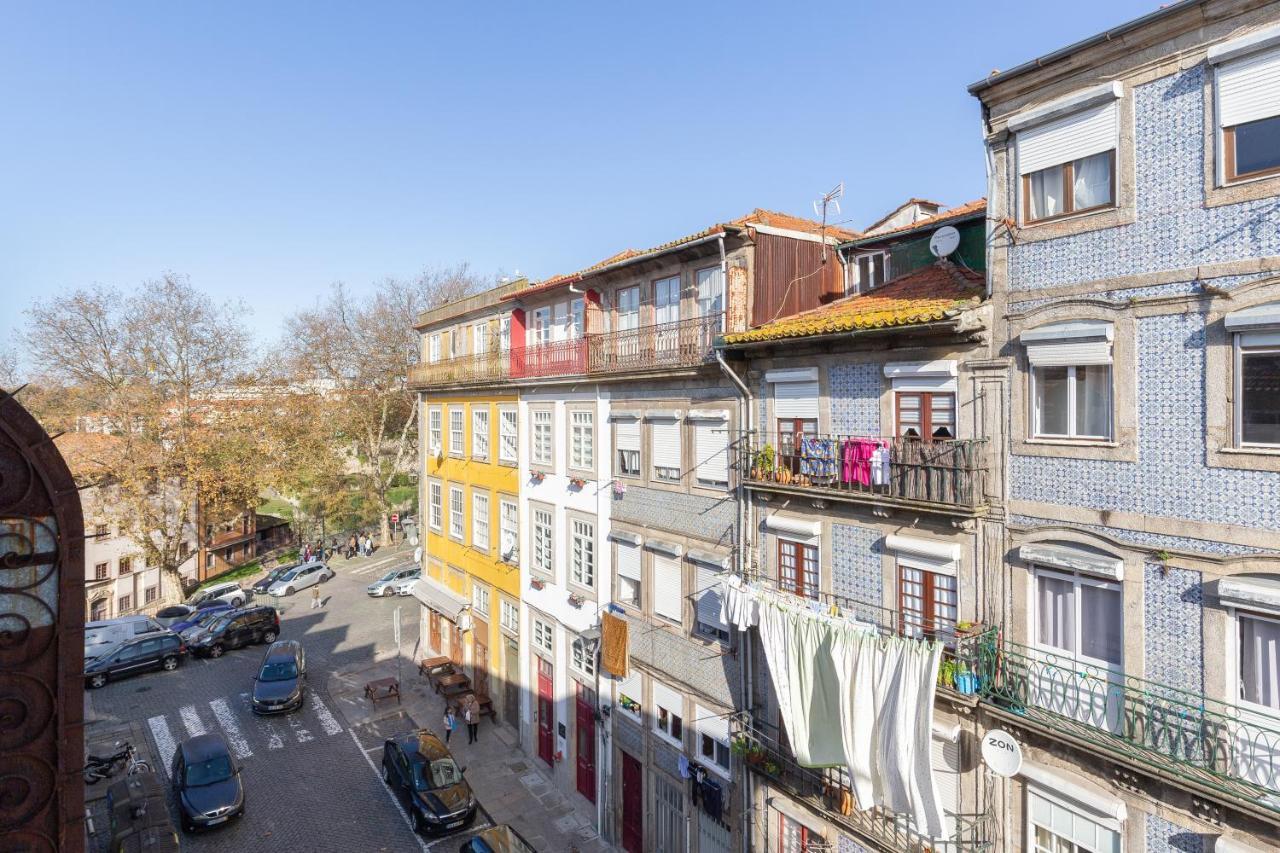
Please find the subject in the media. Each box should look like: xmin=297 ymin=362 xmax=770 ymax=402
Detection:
xmin=279 ymin=265 xmax=484 ymax=544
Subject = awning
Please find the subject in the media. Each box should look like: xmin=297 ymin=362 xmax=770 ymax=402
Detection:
xmin=1209 ymin=575 xmax=1280 ymax=617
xmin=1018 ymin=542 xmax=1124 ymax=582
xmin=409 ymin=577 xmax=469 ymax=622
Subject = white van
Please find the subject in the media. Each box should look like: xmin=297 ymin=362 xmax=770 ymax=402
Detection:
xmin=84 ymin=615 xmax=168 ymax=661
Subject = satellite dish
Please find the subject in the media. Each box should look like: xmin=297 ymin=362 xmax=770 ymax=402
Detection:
xmin=981 ymin=729 xmax=1023 ymax=777
xmin=929 ymin=225 xmax=961 ymax=258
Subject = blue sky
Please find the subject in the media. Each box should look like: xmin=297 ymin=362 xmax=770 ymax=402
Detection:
xmin=2 ymin=0 xmax=1165 ymax=358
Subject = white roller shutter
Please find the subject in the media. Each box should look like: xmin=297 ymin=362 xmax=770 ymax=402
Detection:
xmin=930 ymin=735 xmax=962 ymax=841
xmin=694 ymin=422 xmax=729 ymax=484
xmin=616 ymin=671 xmax=643 ymax=719
xmin=1018 ymin=100 xmax=1118 ymax=175
xmin=653 ymin=554 xmax=683 ymax=621
xmin=651 ymin=681 xmax=683 ymax=718
xmin=774 ymin=380 xmax=819 ymax=420
xmin=616 ymin=540 xmax=642 ymax=581
xmin=615 ymin=418 xmax=640 ymax=452
xmin=1022 ymin=320 xmax=1114 ymax=367
xmin=651 ymin=419 xmax=682 ymax=471
xmin=1217 ymin=48 xmax=1280 ymax=127
xmin=695 ymin=563 xmax=728 ymax=632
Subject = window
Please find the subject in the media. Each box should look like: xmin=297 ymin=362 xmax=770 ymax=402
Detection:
xmin=617 ymin=671 xmax=642 ymax=720
xmin=533 ymin=618 xmax=554 ymax=654
xmin=531 ymin=307 xmax=552 ymax=345
xmin=693 ymin=419 xmax=729 ymax=487
xmin=428 ymin=406 xmax=442 ymax=452
xmin=855 ymin=252 xmax=889 ymax=291
xmin=472 ymin=491 xmax=490 ymax=552
xmin=696 ymin=267 xmax=725 ymax=330
xmin=569 ymin=410 xmax=594 ymax=470
xmin=654 ymin=276 xmax=681 ymax=325
xmin=449 ymin=486 xmax=465 ymax=541
xmin=1235 ymin=332 xmax=1280 ymax=447
xmin=570 ymin=518 xmax=595 ymax=588
xmin=651 ymin=417 xmax=682 ymax=482
xmin=1016 ymin=96 xmax=1118 ymax=223
xmin=615 ymin=417 xmax=641 ymax=477
xmin=617 ymin=286 xmax=641 ymax=331
xmin=694 ymin=561 xmax=729 ymax=642
xmin=430 ymin=334 xmax=441 ymax=363
xmin=778 ymin=539 xmax=819 ymax=600
xmin=1216 ymin=46 xmax=1280 ymax=182
xmin=500 ymin=600 xmax=519 ymax=635
xmin=118 ymin=556 xmax=133 ymax=575
xmin=94 ymin=523 xmax=109 ymax=539
xmin=897 ymin=392 xmax=956 ymax=439
xmin=695 ymin=704 xmax=731 ymax=776
xmin=498 ymin=316 xmax=511 ymax=351
xmin=899 ymin=565 xmax=958 ymax=640
xmin=1033 ymin=365 xmax=1111 ymax=439
xmin=499 ymin=408 xmax=518 ymax=463
xmin=118 ymin=593 xmax=132 ymax=613
xmin=532 ymin=507 xmax=554 ymax=576
xmin=571 ymin=635 xmax=595 ymax=676
xmin=499 ymin=498 xmax=519 ymax=562
xmin=144 ymin=586 xmax=158 ymax=604
xmin=652 ymin=682 xmax=683 ymax=745
xmin=94 ymin=562 xmax=109 ymax=581
xmin=653 ymin=552 xmax=683 ymax=622
xmin=472 ymin=323 xmax=489 ymax=355
xmin=569 ymin=297 xmax=585 ymax=339
xmin=471 ymin=584 xmax=490 ymax=617
xmin=1239 ymin=612 xmax=1280 ymax=711
xmin=428 ymin=482 xmax=443 ymax=532
xmin=532 ymin=410 xmax=553 ymax=466
xmin=1027 ymin=790 xmax=1121 ymax=853
xmin=1034 ymin=568 xmax=1122 ymax=667
xmin=779 ymin=814 xmax=823 ymax=853
xmin=472 ymin=407 xmax=490 ymax=459
xmin=449 ymin=409 xmax=465 ymax=456
xmin=616 ymin=540 xmax=642 ymax=608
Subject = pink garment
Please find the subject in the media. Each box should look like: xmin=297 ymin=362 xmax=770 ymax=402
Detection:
xmin=842 ymin=439 xmax=879 ymax=486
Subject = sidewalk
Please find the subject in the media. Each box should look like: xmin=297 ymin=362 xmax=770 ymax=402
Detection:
xmin=326 ymin=654 xmax=614 ymax=852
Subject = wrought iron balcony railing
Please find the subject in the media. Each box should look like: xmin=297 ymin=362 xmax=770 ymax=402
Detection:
xmin=408 ymin=313 xmax=723 ymax=388
xmin=739 ymin=432 xmax=987 ymax=513
xmin=974 ymin=637 xmax=1280 ymax=822
xmin=730 ymin=712 xmax=994 ymax=852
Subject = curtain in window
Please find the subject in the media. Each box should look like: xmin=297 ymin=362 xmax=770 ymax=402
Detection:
xmin=1075 ymin=365 xmax=1111 ymax=438
xmin=1072 ymin=151 xmax=1112 ymax=209
xmin=1037 ymin=575 xmax=1075 ymax=652
xmin=1080 ymin=584 xmax=1123 ymax=665
xmin=1028 ymin=165 xmax=1064 ymax=220
xmin=1241 ymin=616 xmax=1280 ymax=710
xmin=1242 ymin=351 xmax=1280 ymax=445
xmin=1035 ymin=367 xmax=1071 ymax=436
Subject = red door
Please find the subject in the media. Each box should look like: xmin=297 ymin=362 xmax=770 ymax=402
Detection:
xmin=621 ymin=751 xmax=643 ymax=853
xmin=537 ymin=657 xmax=555 ymax=766
xmin=575 ymin=684 xmax=596 ymax=803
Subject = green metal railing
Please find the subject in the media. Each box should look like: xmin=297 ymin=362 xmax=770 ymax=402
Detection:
xmin=973 ymin=636 xmax=1280 ymax=818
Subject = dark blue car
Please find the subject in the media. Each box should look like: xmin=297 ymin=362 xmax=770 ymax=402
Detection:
xmin=172 ymin=604 xmax=234 ymax=636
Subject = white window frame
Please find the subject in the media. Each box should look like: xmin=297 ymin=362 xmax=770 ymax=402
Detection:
xmin=428 ymin=406 xmax=443 ymax=453
xmin=854 ymin=251 xmax=890 ymax=292
xmin=614 ymin=416 xmax=641 ymax=478
xmin=1212 ymin=42 xmax=1280 ymax=185
xmin=1232 ymin=608 xmax=1280 ymax=718
xmin=1031 ymin=364 xmax=1113 ymax=441
xmin=428 ymin=481 xmax=443 ymax=532
xmin=1031 ymin=566 xmax=1123 ymax=669
xmin=654 ymin=275 xmax=682 ymax=326
xmin=695 ymin=266 xmax=725 ymax=330
xmin=571 ymin=635 xmax=596 ymax=677
xmin=531 ymin=307 xmax=552 ymax=345
xmin=1233 ymin=332 xmax=1280 ymax=448
xmin=498 ymin=316 xmax=511 ymax=351
xmin=651 ymin=418 xmax=682 ymax=482
xmin=695 ymin=704 xmax=732 ymax=778
xmin=532 ymin=506 xmax=554 ymax=577
xmin=569 ymin=409 xmax=594 ymax=471
xmin=570 ymin=517 xmax=595 ymax=589
xmin=499 ymin=498 xmax=519 ymax=563
xmin=532 ymin=409 xmax=554 ymax=466
xmin=498 ymin=407 xmax=518 ymax=464
xmin=449 ymin=485 xmax=465 ymax=542
xmin=693 ymin=419 xmax=730 ymax=488
xmin=471 ymin=407 xmax=490 ymax=459
xmin=617 ymin=286 xmax=641 ymax=331
xmin=429 ymin=334 xmax=441 ymax=363
xmin=652 ymin=552 xmax=683 ymax=624
xmin=471 ymin=491 xmax=490 ymax=552
xmin=472 ymin=322 xmax=489 ymax=355
xmin=616 ymin=671 xmax=643 ymax=722
xmin=500 ymin=599 xmax=519 ymax=635
xmin=449 ymin=408 xmax=465 ymax=457
xmin=533 ymin=617 xmax=554 ymax=655
xmin=1025 ymin=786 xmax=1122 ymax=853
xmin=652 ymin=681 xmax=684 ymax=747
xmin=471 ymin=583 xmax=491 ymax=617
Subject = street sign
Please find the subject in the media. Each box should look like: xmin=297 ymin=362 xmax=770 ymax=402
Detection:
xmin=391 ymin=513 xmax=399 ymax=524
xmin=981 ymin=729 xmax=1023 ymax=777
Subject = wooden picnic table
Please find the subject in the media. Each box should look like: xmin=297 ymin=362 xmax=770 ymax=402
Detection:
xmin=364 ymin=677 xmax=401 ymax=705
xmin=436 ymin=672 xmax=471 ymax=695
xmin=418 ymin=656 xmax=451 ymax=678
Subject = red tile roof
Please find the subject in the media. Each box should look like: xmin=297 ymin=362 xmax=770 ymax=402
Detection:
xmin=722 ymin=260 xmax=983 ymax=345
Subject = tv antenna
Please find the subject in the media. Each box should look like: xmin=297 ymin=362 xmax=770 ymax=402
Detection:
xmin=813 ymin=182 xmax=844 ymax=262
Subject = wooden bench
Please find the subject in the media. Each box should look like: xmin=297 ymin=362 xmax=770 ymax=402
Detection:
xmin=364 ymin=677 xmax=401 ymax=705
xmin=418 ymin=656 xmax=451 ymax=679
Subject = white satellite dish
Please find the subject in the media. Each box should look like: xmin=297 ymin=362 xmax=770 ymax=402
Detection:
xmin=981 ymin=729 xmax=1023 ymax=777
xmin=929 ymin=225 xmax=961 ymax=258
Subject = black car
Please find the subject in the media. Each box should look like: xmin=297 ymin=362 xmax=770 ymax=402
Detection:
xmin=185 ymin=606 xmax=280 ymax=658
xmin=460 ymin=824 xmax=537 ymax=852
xmin=381 ymin=730 xmax=477 ymax=835
xmin=251 ymin=640 xmax=306 ymax=715
xmin=85 ymin=633 xmax=186 ymax=689
xmin=172 ymin=733 xmax=244 ymax=833
xmin=251 ymin=564 xmax=295 ymax=595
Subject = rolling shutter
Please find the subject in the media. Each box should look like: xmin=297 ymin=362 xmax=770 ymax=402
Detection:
xmin=653 ymin=554 xmax=683 ymax=621
xmin=694 ymin=422 xmax=729 ymax=484
xmin=651 ymin=419 xmax=682 ymax=471
xmin=930 ymin=735 xmax=962 ymax=841
xmin=774 ymin=381 xmax=819 ymax=420
xmin=1017 ymin=100 xmax=1118 ymax=174
xmin=616 ymin=670 xmax=643 ymax=719
xmin=1022 ymin=320 xmax=1114 ymax=367
xmin=616 ymin=540 xmax=642 ymax=581
xmin=615 ymin=418 xmax=641 ymax=453
xmin=1217 ymin=48 xmax=1280 ymax=127
xmin=694 ymin=563 xmax=728 ymax=632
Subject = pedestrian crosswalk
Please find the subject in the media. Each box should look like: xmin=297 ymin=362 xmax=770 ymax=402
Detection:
xmin=145 ymin=692 xmax=345 ymax=777
xmin=347 ymin=553 xmax=416 ymax=577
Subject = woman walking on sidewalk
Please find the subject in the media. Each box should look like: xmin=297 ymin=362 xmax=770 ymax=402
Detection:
xmin=464 ymin=703 xmax=478 ymax=744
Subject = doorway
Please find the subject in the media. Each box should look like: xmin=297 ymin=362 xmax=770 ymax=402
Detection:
xmin=575 ymin=682 xmax=596 ymax=803
xmin=537 ymin=657 xmax=554 ymax=766
xmin=504 ymin=639 xmax=519 ymax=732
xmin=473 ymin=628 xmax=490 ymax=697
xmin=429 ymin=611 xmax=441 ymax=653
xmin=621 ymin=751 xmax=643 ymax=853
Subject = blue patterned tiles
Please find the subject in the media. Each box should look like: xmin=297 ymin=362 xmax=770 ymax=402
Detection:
xmin=831 ymin=523 xmax=883 ymax=608
xmin=837 ymin=835 xmax=873 ymax=853
xmin=1144 ymin=812 xmax=1205 ymax=853
xmin=830 ymin=363 xmax=881 ymax=436
xmin=1143 ymin=563 xmax=1204 ymax=692
xmin=1008 ymin=515 xmax=1277 ymax=557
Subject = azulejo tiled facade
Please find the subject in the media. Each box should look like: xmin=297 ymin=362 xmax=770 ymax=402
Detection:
xmin=830 ymin=523 xmax=882 ymax=607
xmin=1143 ymin=812 xmax=1205 ymax=853
xmin=1008 ymin=514 xmax=1278 ymax=557
xmin=829 ymin=363 xmax=881 ymax=436
xmin=1142 ymin=563 xmax=1204 ymax=693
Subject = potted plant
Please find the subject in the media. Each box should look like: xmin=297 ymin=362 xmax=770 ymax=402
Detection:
xmin=938 ymin=659 xmax=957 ymax=690
xmin=567 ymin=592 xmax=585 ymax=608
xmin=531 ymin=470 xmax=545 ymax=483
xmin=569 ymin=477 xmax=587 ymax=489
xmin=753 ymin=445 xmax=775 ymax=480
xmin=954 ymin=620 xmax=987 ymax=638
xmin=530 ymin=578 xmax=546 ymax=591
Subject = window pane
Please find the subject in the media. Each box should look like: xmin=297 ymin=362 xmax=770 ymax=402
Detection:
xmin=1035 ymin=366 xmax=1071 ymax=436
xmin=1072 ymin=151 xmax=1113 ymax=209
xmin=1074 ymin=365 xmax=1112 ymax=438
xmin=1241 ymin=615 xmax=1280 ymax=710
xmin=1037 ymin=575 xmax=1075 ymax=653
xmin=1080 ymin=584 xmax=1123 ymax=665
xmin=1028 ymin=165 xmax=1064 ymax=220
xmin=1234 ymin=114 xmax=1280 ymax=178
xmin=1241 ymin=351 xmax=1280 ymax=445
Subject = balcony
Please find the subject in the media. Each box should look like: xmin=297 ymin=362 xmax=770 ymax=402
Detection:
xmin=408 ymin=313 xmax=723 ymax=389
xmin=740 ymin=432 xmax=987 ymax=515
xmin=730 ymin=712 xmax=994 ymax=852
xmin=973 ymin=637 xmax=1280 ymax=825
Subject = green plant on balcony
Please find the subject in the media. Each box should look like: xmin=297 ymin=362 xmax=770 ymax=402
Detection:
xmin=752 ymin=444 xmax=775 ymax=480
xmin=938 ymin=659 xmax=957 ymax=689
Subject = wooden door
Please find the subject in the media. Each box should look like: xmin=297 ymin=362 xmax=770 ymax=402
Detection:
xmin=504 ymin=639 xmax=519 ymax=729
xmin=537 ymin=657 xmax=554 ymax=766
xmin=473 ymin=632 xmax=490 ymax=697
xmin=621 ymin=751 xmax=643 ymax=853
xmin=575 ymin=683 xmax=596 ymax=803
xmin=429 ymin=611 xmax=441 ymax=652
xmin=449 ymin=622 xmax=463 ymax=666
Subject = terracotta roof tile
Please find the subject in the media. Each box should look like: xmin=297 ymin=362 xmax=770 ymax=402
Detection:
xmin=851 ymin=199 xmax=987 ymax=245
xmin=722 ymin=261 xmax=983 ymax=345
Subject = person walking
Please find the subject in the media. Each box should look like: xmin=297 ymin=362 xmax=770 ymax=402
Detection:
xmin=464 ymin=702 xmax=479 ymax=744
xmin=311 ymin=585 xmax=322 ymax=609
xmin=443 ymin=707 xmax=457 ymax=743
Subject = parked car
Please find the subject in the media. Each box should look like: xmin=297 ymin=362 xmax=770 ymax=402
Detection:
xmin=381 ymin=730 xmax=477 ymax=835
xmin=186 ymin=581 xmax=252 ymax=609
xmin=460 ymin=825 xmax=537 ymax=853
xmin=185 ymin=606 xmax=280 ymax=658
xmin=251 ymin=563 xmax=298 ymax=595
xmin=250 ymin=640 xmax=306 ymax=715
xmin=172 ymin=733 xmax=244 ymax=833
xmin=153 ymin=605 xmax=196 ymax=630
xmin=266 ymin=561 xmax=333 ymax=596
xmin=169 ymin=603 xmax=234 ymax=636
xmin=85 ymin=632 xmax=186 ymax=689
xmin=391 ymin=571 xmax=422 ymax=596
xmin=85 ymin=615 xmax=168 ymax=662
xmin=367 ymin=566 xmax=420 ymax=597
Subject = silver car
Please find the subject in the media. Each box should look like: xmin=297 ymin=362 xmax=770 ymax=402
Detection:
xmin=266 ymin=561 xmax=333 ymax=596
xmin=367 ymin=566 xmax=420 ymax=597
xmin=390 ymin=570 xmax=422 ymax=596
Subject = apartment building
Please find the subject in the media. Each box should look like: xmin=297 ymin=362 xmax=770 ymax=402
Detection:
xmin=971 ymin=2 xmax=1280 ymax=850
xmin=717 ymin=201 xmax=1007 ymax=852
